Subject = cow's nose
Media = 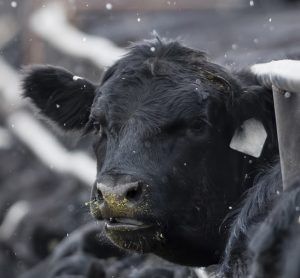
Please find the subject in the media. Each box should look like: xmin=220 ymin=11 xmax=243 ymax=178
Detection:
xmin=96 ymin=180 xmax=145 ymax=205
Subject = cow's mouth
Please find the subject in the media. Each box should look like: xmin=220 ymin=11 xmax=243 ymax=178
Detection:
xmin=104 ymin=217 xmax=162 ymax=252
xmin=104 ymin=217 xmax=152 ymax=231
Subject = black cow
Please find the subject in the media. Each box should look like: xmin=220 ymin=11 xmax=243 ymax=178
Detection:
xmin=23 ymin=39 xmax=279 ymax=269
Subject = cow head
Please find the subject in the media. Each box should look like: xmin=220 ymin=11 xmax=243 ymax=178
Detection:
xmin=23 ymin=39 xmax=277 ymax=266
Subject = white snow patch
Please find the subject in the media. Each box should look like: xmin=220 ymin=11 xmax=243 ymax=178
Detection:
xmin=0 ymin=127 xmax=12 ymax=149
xmin=30 ymin=2 xmax=126 ymax=68
xmin=73 ymin=75 xmax=83 ymax=81
xmin=194 ymin=268 xmax=210 ymax=278
xmin=0 ymin=201 xmax=30 ymax=240
xmin=8 ymin=112 xmax=96 ymax=186
xmin=251 ymin=60 xmax=300 ymax=93
xmin=0 ymin=58 xmax=22 ymax=110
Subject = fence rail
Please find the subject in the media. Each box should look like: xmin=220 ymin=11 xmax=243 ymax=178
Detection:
xmin=252 ymin=60 xmax=300 ymax=189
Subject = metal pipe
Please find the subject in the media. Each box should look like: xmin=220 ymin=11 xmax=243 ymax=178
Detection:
xmin=252 ymin=60 xmax=300 ymax=189
xmin=272 ymin=86 xmax=300 ymax=189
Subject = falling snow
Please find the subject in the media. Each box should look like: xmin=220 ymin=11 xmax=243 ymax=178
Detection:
xmin=11 ymin=1 xmax=17 ymax=8
xmin=232 ymin=44 xmax=238 ymax=50
xmin=73 ymin=75 xmax=83 ymax=81
xmin=284 ymin=92 xmax=291 ymax=98
xmin=106 ymin=3 xmax=112 ymax=10
xmin=2 ymin=2 xmax=299 ymax=276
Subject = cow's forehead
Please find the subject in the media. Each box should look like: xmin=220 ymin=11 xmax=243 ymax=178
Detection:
xmin=91 ymin=72 xmax=212 ymax=132
xmin=90 ymin=41 xmax=236 ymax=126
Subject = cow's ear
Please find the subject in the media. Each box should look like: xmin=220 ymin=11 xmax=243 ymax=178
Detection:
xmin=229 ymin=85 xmax=274 ymax=158
xmin=22 ymin=65 xmax=96 ymax=131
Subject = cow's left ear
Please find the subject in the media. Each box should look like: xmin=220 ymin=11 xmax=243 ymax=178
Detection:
xmin=229 ymin=85 xmax=274 ymax=158
xmin=22 ymin=65 xmax=96 ymax=131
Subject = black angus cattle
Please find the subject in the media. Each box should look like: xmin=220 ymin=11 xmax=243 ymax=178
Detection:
xmin=23 ymin=39 xmax=283 ymax=274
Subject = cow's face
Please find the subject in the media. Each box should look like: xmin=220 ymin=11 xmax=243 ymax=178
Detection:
xmin=23 ymin=40 xmax=274 ymax=266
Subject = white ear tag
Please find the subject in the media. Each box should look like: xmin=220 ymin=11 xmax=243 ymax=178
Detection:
xmin=229 ymin=118 xmax=267 ymax=158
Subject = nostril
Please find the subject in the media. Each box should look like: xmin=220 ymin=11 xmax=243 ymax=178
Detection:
xmin=96 ymin=188 xmax=104 ymax=202
xmin=125 ymin=182 xmax=143 ymax=202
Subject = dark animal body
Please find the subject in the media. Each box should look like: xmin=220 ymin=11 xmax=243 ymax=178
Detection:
xmin=22 ymin=39 xmax=299 ymax=277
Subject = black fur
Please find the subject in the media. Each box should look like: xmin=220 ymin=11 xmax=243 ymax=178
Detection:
xmin=22 ymin=65 xmax=96 ymax=130
xmin=23 ymin=39 xmax=287 ymax=272
xmin=218 ymin=162 xmax=282 ymax=277
xmin=218 ymin=164 xmax=300 ymax=278
xmin=249 ymin=180 xmax=300 ymax=278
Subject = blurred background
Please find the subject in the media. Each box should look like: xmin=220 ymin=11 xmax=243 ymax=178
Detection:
xmin=0 ymin=0 xmax=300 ymax=277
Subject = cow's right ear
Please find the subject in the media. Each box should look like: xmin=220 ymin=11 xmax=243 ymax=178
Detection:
xmin=229 ymin=85 xmax=275 ymax=158
xmin=22 ymin=65 xmax=96 ymax=131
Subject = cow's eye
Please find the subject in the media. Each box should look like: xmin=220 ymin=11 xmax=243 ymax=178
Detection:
xmin=163 ymin=121 xmax=186 ymax=135
xmin=93 ymin=121 xmax=102 ymax=134
xmin=189 ymin=120 xmax=205 ymax=131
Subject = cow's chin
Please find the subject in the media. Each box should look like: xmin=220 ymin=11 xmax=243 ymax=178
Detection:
xmin=105 ymin=222 xmax=164 ymax=253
